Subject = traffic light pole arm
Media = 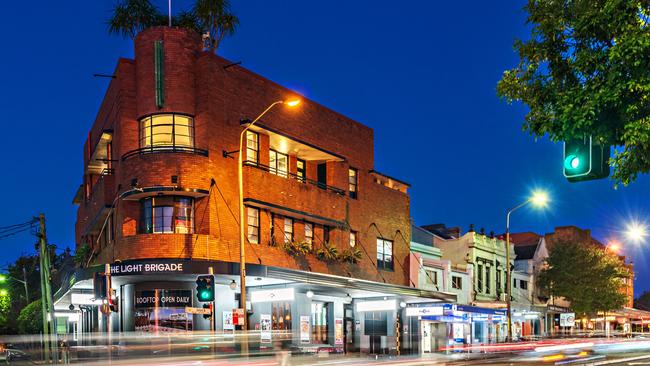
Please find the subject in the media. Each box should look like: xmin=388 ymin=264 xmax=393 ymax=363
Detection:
xmin=505 ymin=198 xmax=531 ymax=343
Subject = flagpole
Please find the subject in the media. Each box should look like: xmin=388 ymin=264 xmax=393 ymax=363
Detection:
xmin=168 ymin=0 xmax=172 ymax=26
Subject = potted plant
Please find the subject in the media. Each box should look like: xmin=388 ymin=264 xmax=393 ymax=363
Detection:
xmin=341 ymin=248 xmax=362 ymax=264
xmin=316 ymin=242 xmax=339 ymax=263
xmin=283 ymin=241 xmax=311 ymax=257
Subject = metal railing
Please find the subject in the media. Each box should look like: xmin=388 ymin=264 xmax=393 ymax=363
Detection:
xmin=121 ymin=145 xmax=209 ymax=161
xmin=243 ymin=160 xmax=346 ymax=195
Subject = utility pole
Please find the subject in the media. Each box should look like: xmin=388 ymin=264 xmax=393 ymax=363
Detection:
xmin=37 ymin=214 xmax=58 ymax=364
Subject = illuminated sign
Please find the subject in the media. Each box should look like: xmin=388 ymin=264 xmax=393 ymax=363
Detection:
xmin=71 ymin=293 xmax=102 ymax=305
xmin=250 ymin=288 xmax=294 ymax=303
xmin=405 ymin=306 xmax=444 ymax=317
xmin=356 ymin=299 xmax=396 ymax=312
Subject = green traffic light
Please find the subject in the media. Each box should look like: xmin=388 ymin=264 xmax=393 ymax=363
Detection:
xmin=199 ymin=290 xmax=210 ymax=300
xmin=564 ymin=154 xmax=581 ymax=171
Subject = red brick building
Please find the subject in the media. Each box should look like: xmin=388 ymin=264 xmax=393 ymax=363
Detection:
xmin=58 ymin=27 xmax=453 ymax=352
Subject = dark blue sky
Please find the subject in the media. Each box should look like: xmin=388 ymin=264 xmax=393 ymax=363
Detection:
xmin=0 ymin=1 xmax=648 ymax=293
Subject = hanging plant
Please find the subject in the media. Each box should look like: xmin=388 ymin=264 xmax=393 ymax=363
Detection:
xmin=341 ymin=248 xmax=362 ymax=264
xmin=283 ymin=241 xmax=311 ymax=257
xmin=316 ymin=242 xmax=339 ymax=263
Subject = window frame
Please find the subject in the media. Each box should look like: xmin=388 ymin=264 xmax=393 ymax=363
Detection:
xmin=304 ymin=222 xmax=313 ymax=246
xmin=245 ymin=131 xmax=259 ymax=164
xmin=269 ymin=149 xmax=289 ymax=178
xmin=296 ymin=159 xmax=306 ymax=182
xmin=246 ymin=207 xmax=260 ymax=244
xmin=452 ymin=275 xmax=462 ymax=290
xmin=520 ymin=280 xmax=528 ymax=290
xmin=139 ymin=114 xmax=195 ymax=149
xmin=425 ymin=269 xmax=438 ymax=286
xmin=485 ymin=267 xmax=491 ymax=295
xmin=283 ymin=217 xmax=294 ymax=244
xmin=477 ymin=264 xmax=484 ymax=293
xmin=140 ymin=196 xmax=195 ymax=234
xmin=348 ymin=168 xmax=358 ymax=199
xmin=376 ymin=238 xmax=394 ymax=271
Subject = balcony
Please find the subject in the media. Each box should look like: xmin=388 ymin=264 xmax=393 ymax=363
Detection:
xmin=243 ymin=161 xmax=347 ymax=226
xmin=121 ymin=145 xmax=208 ymax=161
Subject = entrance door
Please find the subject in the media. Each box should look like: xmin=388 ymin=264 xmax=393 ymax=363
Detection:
xmin=317 ymin=163 xmax=327 ymax=188
xmin=422 ymin=322 xmax=431 ymax=353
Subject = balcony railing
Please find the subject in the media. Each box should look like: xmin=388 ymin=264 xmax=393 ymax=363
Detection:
xmin=244 ymin=160 xmax=345 ymax=196
xmin=122 ymin=146 xmax=209 ymax=161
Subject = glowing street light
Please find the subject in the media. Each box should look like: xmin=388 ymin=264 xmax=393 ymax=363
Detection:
xmin=625 ymin=222 xmax=648 ymax=243
xmin=0 ymin=289 xmax=8 ymax=297
xmin=505 ymin=189 xmax=550 ymax=341
xmin=237 ymin=98 xmax=301 ymax=331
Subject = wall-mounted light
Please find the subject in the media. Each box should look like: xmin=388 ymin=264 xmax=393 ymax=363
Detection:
xmin=400 ymin=301 xmax=407 ymax=308
xmin=306 ymin=290 xmax=314 ymax=299
xmin=229 ymin=280 xmax=237 ymax=290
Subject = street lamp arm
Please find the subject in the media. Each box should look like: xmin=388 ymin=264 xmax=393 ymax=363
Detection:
xmin=506 ymin=199 xmax=532 ymax=232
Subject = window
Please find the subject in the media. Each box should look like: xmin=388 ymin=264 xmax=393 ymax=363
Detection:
xmin=140 ymin=114 xmax=194 ymax=148
xmin=496 ymin=269 xmax=502 ymax=294
xmin=245 ymin=131 xmax=259 ymax=164
xmin=283 ymin=217 xmax=293 ymax=243
xmin=297 ymin=159 xmax=306 ymax=182
xmin=305 ymin=222 xmax=313 ymax=246
xmin=520 ymin=280 xmax=528 ymax=290
xmin=269 ymin=213 xmax=276 ymax=245
xmin=247 ymin=207 xmax=260 ymax=244
xmin=376 ymin=238 xmax=393 ymax=271
xmin=311 ymin=302 xmax=329 ymax=343
xmin=349 ymin=231 xmax=357 ymax=247
xmin=477 ymin=264 xmax=484 ymax=293
xmin=141 ymin=196 xmax=194 ymax=234
xmin=270 ymin=150 xmax=288 ymax=177
xmin=348 ymin=168 xmax=358 ymax=198
xmin=485 ymin=267 xmax=491 ymax=294
xmin=272 ymin=302 xmax=291 ymax=331
xmin=323 ymin=226 xmax=330 ymax=244
xmin=425 ymin=269 xmax=438 ymax=286
xmin=452 ymin=275 xmax=462 ymax=290
xmin=513 ymin=278 xmax=517 ymax=289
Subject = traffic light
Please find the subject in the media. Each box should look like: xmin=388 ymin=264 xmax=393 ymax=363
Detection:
xmin=93 ymin=272 xmax=108 ymax=300
xmin=195 ymin=275 xmax=215 ymax=302
xmin=563 ymin=137 xmax=610 ymax=182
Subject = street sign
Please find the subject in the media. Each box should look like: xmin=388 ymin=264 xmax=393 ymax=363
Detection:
xmin=185 ymin=306 xmax=212 ymax=315
xmin=560 ymin=312 xmax=576 ymax=327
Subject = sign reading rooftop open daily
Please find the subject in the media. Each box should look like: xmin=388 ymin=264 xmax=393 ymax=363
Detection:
xmin=135 ymin=289 xmax=192 ymax=309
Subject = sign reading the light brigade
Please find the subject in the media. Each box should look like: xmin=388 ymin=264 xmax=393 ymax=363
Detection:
xmin=111 ymin=262 xmax=185 ymax=275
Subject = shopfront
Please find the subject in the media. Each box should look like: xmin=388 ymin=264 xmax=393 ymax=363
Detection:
xmin=54 ymin=259 xmax=455 ymax=354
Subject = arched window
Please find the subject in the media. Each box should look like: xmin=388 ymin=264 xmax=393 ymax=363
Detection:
xmin=140 ymin=196 xmax=194 ymax=234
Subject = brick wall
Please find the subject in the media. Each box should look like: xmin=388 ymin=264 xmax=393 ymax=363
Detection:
xmin=76 ymin=27 xmax=411 ymax=286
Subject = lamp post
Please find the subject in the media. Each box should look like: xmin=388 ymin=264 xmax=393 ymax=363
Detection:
xmin=0 ymin=267 xmax=29 ymax=302
xmin=625 ymin=222 xmax=647 ymax=243
xmin=505 ymin=190 xmax=548 ymax=342
xmin=237 ymin=99 xmax=300 ymax=331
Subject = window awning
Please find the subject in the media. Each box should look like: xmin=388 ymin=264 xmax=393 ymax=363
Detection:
xmin=86 ymin=131 xmax=113 ymax=175
xmin=244 ymin=198 xmax=345 ymax=228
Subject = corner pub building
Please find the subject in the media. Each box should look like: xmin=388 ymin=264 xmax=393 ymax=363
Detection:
xmin=54 ymin=27 xmax=455 ymax=355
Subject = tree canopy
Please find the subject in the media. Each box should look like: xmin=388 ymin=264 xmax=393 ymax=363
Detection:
xmin=107 ymin=0 xmax=239 ymax=53
xmin=497 ymin=0 xmax=650 ymax=185
xmin=538 ymin=240 xmax=631 ymax=315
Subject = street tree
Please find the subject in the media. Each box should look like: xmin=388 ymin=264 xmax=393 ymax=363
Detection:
xmin=538 ymin=240 xmax=631 ymax=316
xmin=497 ymin=0 xmax=650 ymax=185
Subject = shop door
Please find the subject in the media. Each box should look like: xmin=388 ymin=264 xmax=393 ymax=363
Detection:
xmin=421 ymin=322 xmax=431 ymax=353
xmin=431 ymin=323 xmax=446 ymax=352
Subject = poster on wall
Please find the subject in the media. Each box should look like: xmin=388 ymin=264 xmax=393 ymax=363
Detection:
xmin=335 ymin=318 xmax=344 ymax=345
xmin=260 ymin=314 xmax=272 ymax=343
xmin=300 ymin=316 xmax=310 ymax=344
xmin=134 ymin=289 xmax=192 ymax=333
xmin=223 ymin=311 xmax=234 ymax=331
xmin=452 ymin=323 xmax=464 ymax=342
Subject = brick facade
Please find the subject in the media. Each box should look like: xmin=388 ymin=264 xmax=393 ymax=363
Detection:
xmin=75 ymin=27 xmax=411 ymax=286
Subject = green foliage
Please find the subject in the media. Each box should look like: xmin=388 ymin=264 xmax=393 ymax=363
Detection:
xmin=282 ymin=241 xmax=311 ymax=257
xmin=538 ymin=241 xmax=631 ymax=315
xmin=73 ymin=244 xmax=91 ymax=267
xmin=316 ymin=242 xmax=339 ymax=263
xmin=497 ymin=0 xmax=650 ymax=185
xmin=17 ymin=300 xmax=42 ymax=335
xmin=107 ymin=0 xmax=239 ymax=52
xmin=108 ymin=0 xmax=163 ymax=39
xmin=192 ymin=0 xmax=239 ymax=52
xmin=340 ymin=248 xmax=363 ymax=264
xmin=635 ymin=291 xmax=650 ymax=310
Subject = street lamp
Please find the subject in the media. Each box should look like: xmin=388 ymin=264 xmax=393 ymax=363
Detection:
xmin=505 ymin=189 xmax=549 ymax=342
xmin=237 ymin=99 xmax=300 ymax=330
xmin=625 ymin=221 xmax=647 ymax=243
